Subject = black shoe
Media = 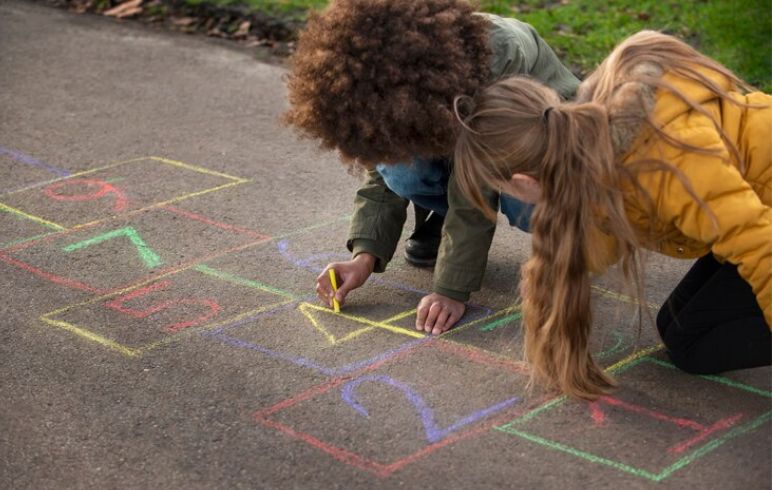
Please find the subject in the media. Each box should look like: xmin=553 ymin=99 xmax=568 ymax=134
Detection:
xmin=404 ymin=210 xmax=444 ymax=267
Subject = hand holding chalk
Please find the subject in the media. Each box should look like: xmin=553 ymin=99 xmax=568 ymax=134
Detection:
xmin=314 ymin=254 xmax=377 ymax=311
xmin=328 ymin=268 xmax=341 ymax=313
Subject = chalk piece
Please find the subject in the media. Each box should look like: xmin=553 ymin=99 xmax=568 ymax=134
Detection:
xmin=328 ymin=268 xmax=340 ymax=313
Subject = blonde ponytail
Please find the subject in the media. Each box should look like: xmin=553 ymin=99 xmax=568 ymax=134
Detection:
xmin=522 ymin=103 xmax=642 ymax=399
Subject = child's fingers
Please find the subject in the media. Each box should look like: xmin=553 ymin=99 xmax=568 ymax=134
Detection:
xmin=315 ymin=280 xmax=333 ymax=307
xmin=315 ymin=267 xmax=334 ymax=306
xmin=431 ymin=309 xmax=452 ymax=335
xmin=415 ymin=297 xmax=430 ymax=330
xmin=316 ymin=266 xmax=333 ymax=286
xmin=422 ymin=302 xmax=443 ymax=333
xmin=446 ymin=311 xmax=463 ymax=331
xmin=335 ymin=279 xmax=353 ymax=306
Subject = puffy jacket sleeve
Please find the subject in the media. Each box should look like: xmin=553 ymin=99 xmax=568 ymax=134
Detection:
xmin=639 ymin=124 xmax=772 ymax=326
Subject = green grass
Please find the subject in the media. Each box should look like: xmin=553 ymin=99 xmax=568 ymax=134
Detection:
xmin=479 ymin=0 xmax=771 ymax=91
xmin=194 ymin=0 xmax=771 ymax=91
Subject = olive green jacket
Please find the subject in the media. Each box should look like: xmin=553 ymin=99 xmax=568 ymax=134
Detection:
xmin=347 ymin=14 xmax=579 ymax=301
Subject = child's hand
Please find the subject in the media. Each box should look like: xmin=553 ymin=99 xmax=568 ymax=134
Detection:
xmin=316 ymin=253 xmax=376 ymax=308
xmin=415 ymin=293 xmax=466 ymax=335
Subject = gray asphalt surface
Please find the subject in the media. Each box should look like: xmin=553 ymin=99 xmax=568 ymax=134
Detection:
xmin=1 ymin=2 xmax=770 ymax=488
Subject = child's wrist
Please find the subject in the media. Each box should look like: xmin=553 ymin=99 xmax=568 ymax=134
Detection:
xmin=353 ymin=252 xmax=377 ymax=273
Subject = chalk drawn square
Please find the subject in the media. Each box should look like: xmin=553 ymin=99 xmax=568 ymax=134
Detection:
xmin=202 ymin=234 xmax=497 ymax=332
xmin=496 ymin=356 xmax=772 ymax=482
xmin=39 ymin=266 xmax=293 ymax=356
xmin=0 ymin=205 xmax=270 ymax=294
xmin=206 ymin=299 xmax=428 ymax=376
xmin=0 ymin=157 xmax=247 ymax=228
xmin=253 ymin=340 xmax=534 ymax=477
xmin=444 ymin=290 xmax=654 ymax=366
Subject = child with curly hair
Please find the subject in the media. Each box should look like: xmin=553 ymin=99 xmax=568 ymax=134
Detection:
xmin=453 ymin=30 xmax=771 ymax=399
xmin=284 ymin=0 xmax=579 ymax=334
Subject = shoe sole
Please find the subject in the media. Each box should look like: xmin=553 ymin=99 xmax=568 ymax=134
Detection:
xmin=404 ymin=252 xmax=437 ymax=268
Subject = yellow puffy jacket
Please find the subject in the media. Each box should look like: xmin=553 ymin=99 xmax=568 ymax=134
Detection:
xmin=617 ymin=68 xmax=771 ymax=326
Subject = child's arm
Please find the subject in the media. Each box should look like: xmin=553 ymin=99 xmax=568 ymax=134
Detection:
xmin=346 ymin=169 xmax=410 ymax=272
xmin=431 ymin=174 xmax=499 ymax=303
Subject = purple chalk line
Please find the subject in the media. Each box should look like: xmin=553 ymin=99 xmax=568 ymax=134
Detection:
xmin=207 ymin=327 xmax=427 ymax=376
xmin=200 ymin=299 xmax=429 ymax=375
xmin=0 ymin=146 xmax=70 ymax=178
xmin=342 ymin=374 xmax=522 ymax=443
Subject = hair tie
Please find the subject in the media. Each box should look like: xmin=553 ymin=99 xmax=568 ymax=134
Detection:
xmin=542 ymin=106 xmax=554 ymax=123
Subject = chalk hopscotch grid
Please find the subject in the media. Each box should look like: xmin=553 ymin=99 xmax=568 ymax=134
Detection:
xmin=495 ymin=352 xmax=772 ymax=482
xmin=0 ymin=156 xmax=249 ymax=232
xmin=38 ymin=261 xmax=295 ymax=357
xmin=0 ymin=203 xmax=272 ymax=295
xmin=35 ymin=251 xmax=435 ymax=360
xmin=252 ymin=339 xmax=536 ymax=478
xmin=6 ymin=152 xmax=767 ymax=484
xmin=198 ymin=237 xmax=504 ymax=377
xmin=202 ymin=262 xmax=519 ymax=377
xmin=199 ymin=266 xmax=431 ymax=377
xmin=28 ymin=207 xmax=443 ymax=360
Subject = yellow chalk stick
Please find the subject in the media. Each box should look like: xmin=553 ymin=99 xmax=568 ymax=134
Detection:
xmin=328 ymin=268 xmax=340 ymax=313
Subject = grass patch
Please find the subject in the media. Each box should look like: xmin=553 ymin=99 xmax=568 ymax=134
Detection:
xmin=480 ymin=0 xmax=771 ymax=91
xmin=181 ymin=0 xmax=771 ymax=90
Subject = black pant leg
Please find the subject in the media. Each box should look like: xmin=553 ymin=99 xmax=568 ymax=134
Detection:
xmin=656 ymin=255 xmax=771 ymax=374
xmin=656 ymin=254 xmax=723 ymax=338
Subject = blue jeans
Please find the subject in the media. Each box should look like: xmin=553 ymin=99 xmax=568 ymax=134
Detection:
xmin=376 ymin=158 xmax=533 ymax=232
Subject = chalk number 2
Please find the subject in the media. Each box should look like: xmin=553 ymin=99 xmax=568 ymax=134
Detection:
xmin=342 ymin=374 xmax=521 ymax=443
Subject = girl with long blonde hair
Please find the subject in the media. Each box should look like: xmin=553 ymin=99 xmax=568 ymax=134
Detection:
xmin=454 ymin=30 xmax=771 ymax=400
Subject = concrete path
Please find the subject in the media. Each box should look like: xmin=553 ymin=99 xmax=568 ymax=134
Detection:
xmin=1 ymin=2 xmax=770 ymax=488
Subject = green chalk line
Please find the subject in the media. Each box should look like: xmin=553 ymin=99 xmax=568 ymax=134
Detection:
xmin=194 ymin=264 xmax=296 ymax=299
xmin=499 ymin=411 xmax=772 ymax=482
xmin=63 ymin=226 xmax=162 ymax=268
xmin=480 ymin=311 xmax=522 ymax=332
xmin=643 ymin=357 xmax=772 ymax=398
xmin=495 ymin=353 xmax=772 ymax=482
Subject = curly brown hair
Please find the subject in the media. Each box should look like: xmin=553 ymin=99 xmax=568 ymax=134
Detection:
xmin=283 ymin=0 xmax=492 ymax=166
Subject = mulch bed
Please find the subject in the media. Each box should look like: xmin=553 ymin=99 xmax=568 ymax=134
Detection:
xmin=42 ymin=0 xmax=305 ymax=56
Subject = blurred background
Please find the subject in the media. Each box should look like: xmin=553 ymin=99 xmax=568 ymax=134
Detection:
xmin=52 ymin=0 xmax=772 ymax=91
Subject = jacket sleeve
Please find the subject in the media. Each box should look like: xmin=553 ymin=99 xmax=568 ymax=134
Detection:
xmin=641 ymin=125 xmax=772 ymax=326
xmin=432 ymin=172 xmax=499 ymax=301
xmin=485 ymin=14 xmax=580 ymax=99
xmin=346 ymin=169 xmax=409 ymax=273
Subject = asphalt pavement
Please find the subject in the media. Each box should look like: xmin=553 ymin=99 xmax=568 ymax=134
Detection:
xmin=1 ymin=2 xmax=770 ymax=488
